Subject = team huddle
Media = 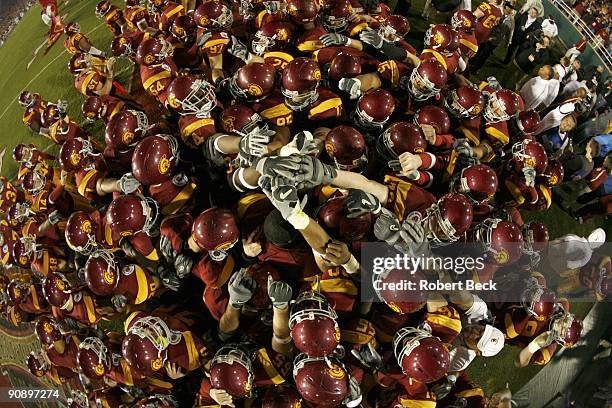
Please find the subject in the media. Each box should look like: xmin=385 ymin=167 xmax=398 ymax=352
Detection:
xmin=0 ymin=0 xmax=609 ymax=406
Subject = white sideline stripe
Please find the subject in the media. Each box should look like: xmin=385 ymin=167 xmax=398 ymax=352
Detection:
xmin=0 ymin=21 xmax=106 ymax=123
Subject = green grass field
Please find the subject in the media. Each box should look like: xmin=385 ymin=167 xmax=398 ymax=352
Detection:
xmin=0 ymin=0 xmax=607 ymax=399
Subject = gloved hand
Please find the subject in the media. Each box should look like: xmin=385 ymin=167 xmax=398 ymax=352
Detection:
xmin=345 ymin=189 xmax=381 ymax=218
xmin=197 ymin=30 xmax=213 ymax=47
xmin=343 ymin=376 xmax=363 ymax=408
xmin=259 ymin=176 xmax=308 ymax=222
xmin=120 ymin=239 xmax=137 ymax=258
xmin=157 ymin=265 xmax=181 ymax=291
xmin=351 ymin=343 xmax=385 ymax=371
xmin=254 ymin=155 xmax=303 ymax=178
xmin=320 ymin=33 xmax=350 ymax=46
xmin=202 ymin=134 xmax=225 ymax=166
xmin=373 ymin=208 xmax=401 ymax=245
xmin=239 ymin=126 xmax=275 ymax=165
xmin=338 ymin=77 xmax=362 ymax=99
xmin=399 ymin=218 xmax=426 ymax=244
xmin=228 ymin=35 xmax=250 ymax=62
xmin=279 ymin=130 xmax=320 ymax=156
xmin=267 ymin=275 xmax=292 ymax=309
xmin=359 ymin=28 xmax=383 ymax=49
xmin=210 ymin=389 xmax=235 ymax=407
xmin=48 ymin=210 xmax=61 ymax=225
xmin=263 ymin=0 xmax=285 ymax=14
xmin=228 ymin=268 xmax=257 ymax=308
xmin=293 ymin=155 xmax=338 ymax=190
xmin=111 ymin=294 xmax=128 ymax=311
xmin=56 ymin=100 xmax=69 ymax=115
xmin=117 ymin=173 xmax=141 ymax=194
xmin=453 ymin=138 xmax=475 ymax=157
xmin=159 ymin=235 xmax=175 ymax=263
xmin=522 ymin=166 xmax=537 ymax=187
xmin=174 ymin=254 xmax=193 ymax=278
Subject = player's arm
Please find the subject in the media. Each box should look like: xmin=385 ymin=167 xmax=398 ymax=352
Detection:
xmin=331 ymin=170 xmax=389 ymax=204
xmin=515 ymin=331 xmax=553 ymax=368
xmin=218 ymin=269 xmax=256 ymax=339
xmin=267 ymin=276 xmax=294 ymax=356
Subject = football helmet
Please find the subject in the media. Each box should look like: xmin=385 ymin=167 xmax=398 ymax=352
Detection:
xmin=105 ymin=110 xmax=149 ymax=150
xmin=42 ymin=103 xmax=61 ymax=127
xmin=167 ymin=75 xmax=216 ymax=117
xmin=78 ymin=337 xmax=111 ymax=380
xmin=7 ymin=279 xmax=31 ymax=305
xmin=451 ymin=9 xmax=476 ymax=33
xmin=408 ymin=59 xmax=448 ymax=101
xmin=449 ymin=164 xmax=498 ymax=205
xmin=42 ymin=272 xmax=72 ymax=308
xmin=132 ymin=134 xmax=179 ymax=185
xmin=59 ymin=137 xmax=97 ymax=172
xmin=65 ymin=211 xmax=98 ymax=254
xmin=324 ymin=125 xmax=368 ymax=171
xmin=281 ymin=58 xmax=321 ymax=110
xmin=136 ymin=37 xmax=173 ymax=66
xmin=69 ymin=53 xmax=89 ymax=75
xmin=286 ymin=0 xmax=318 ymax=24
xmin=229 ymin=62 xmax=276 ymax=102
xmin=210 ymin=345 xmax=254 ymax=398
xmin=483 ymin=89 xmax=520 ymax=123
xmin=220 ymin=105 xmax=263 ymax=135
xmin=550 ymin=313 xmax=582 ymax=347
xmin=321 ymin=0 xmax=353 ymax=33
xmin=122 ymin=315 xmax=182 ymax=376
xmin=424 ymin=24 xmax=459 ymax=54
xmin=27 ymin=351 xmax=49 ymax=377
xmin=540 ymin=158 xmax=564 ymax=187
xmin=12 ymin=237 xmax=38 ymax=268
xmin=318 ymin=195 xmax=373 ymax=242
xmin=6 ymin=203 xmax=32 ymax=226
xmin=147 ymin=0 xmax=168 ymax=10
xmin=355 ymin=89 xmax=396 ymax=130
xmin=379 ymin=14 xmax=410 ymax=42
xmin=393 ymin=327 xmax=450 ymax=383
xmin=82 ymin=96 xmax=103 ymax=121
xmin=111 ymin=35 xmax=135 ymax=57
xmin=106 ymin=194 xmax=160 ymax=237
xmin=95 ymin=1 xmax=112 ymax=18
xmin=171 ymin=15 xmax=197 ymax=44
xmin=34 ymin=316 xmax=63 ymax=345
xmin=329 ymin=52 xmax=361 ymax=81
xmin=511 ymin=139 xmax=548 ymax=175
xmin=377 ymin=121 xmax=427 ymax=163
xmin=425 ymin=193 xmax=473 ymax=244
xmin=521 ymin=280 xmax=556 ymax=321
xmin=252 ymin=21 xmax=293 ymax=56
xmin=191 ymin=208 xmax=240 ymax=260
xmin=444 ymin=85 xmax=485 ymax=118
xmin=18 ymin=91 xmax=36 ymax=108
xmin=374 ymin=268 xmax=427 ymax=314
xmin=289 ymin=291 xmax=340 ymax=357
xmin=84 ymin=250 xmax=120 ymax=296
xmin=65 ymin=22 xmax=81 ymax=34
xmin=293 ymin=354 xmax=348 ymax=406
xmin=470 ymin=218 xmax=524 ymax=265
xmin=522 ymin=221 xmax=549 ymax=254
xmin=516 ymin=109 xmax=541 ymax=135
xmin=414 ymin=105 xmax=451 ymax=134
xmin=21 ymin=169 xmax=46 ymax=195
xmin=193 ymin=1 xmax=233 ymax=31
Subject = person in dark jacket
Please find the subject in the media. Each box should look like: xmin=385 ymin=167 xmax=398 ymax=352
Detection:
xmin=503 ymin=7 xmax=542 ymax=63
xmin=516 ymin=34 xmax=551 ymax=74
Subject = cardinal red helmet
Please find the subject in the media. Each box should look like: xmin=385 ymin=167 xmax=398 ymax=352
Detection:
xmin=471 ymin=218 xmax=524 ymax=265
xmin=511 ymin=139 xmax=548 ymax=174
xmin=112 ymin=35 xmax=135 ymax=57
xmin=67 ymin=390 xmax=89 ymax=408
xmin=444 ymin=85 xmax=484 ymax=118
xmin=220 ymin=105 xmax=262 ymax=135
xmin=374 ymin=268 xmax=427 ymax=314
xmin=540 ymin=158 xmax=564 ymax=186
xmin=522 ymin=222 xmax=549 ymax=254
xmin=191 ymin=208 xmax=240 ymax=260
xmin=286 ymin=0 xmax=318 ymax=24
xmin=35 ymin=316 xmax=63 ymax=345
xmin=69 ymin=53 xmax=89 ymax=75
xmin=7 ymin=279 xmax=31 ymax=305
xmin=148 ymin=0 xmax=168 ymax=9
xmin=81 ymin=96 xmax=103 ymax=121
xmin=393 ymin=327 xmax=450 ymax=383
xmin=318 ymin=196 xmax=372 ymax=242
xmin=516 ymin=109 xmax=541 ymax=134
xmin=18 ymin=91 xmax=36 ymax=108
xmin=6 ymin=203 xmax=31 ymax=227
xmin=78 ymin=337 xmax=111 ymax=380
xmin=329 ymin=52 xmax=361 ymax=81
xmin=408 ymin=59 xmax=448 ymax=101
xmin=171 ymin=15 xmax=197 ymax=43
xmin=210 ymin=345 xmax=254 ymax=398
xmin=293 ymin=354 xmax=349 ymax=405
xmin=95 ymin=1 xmax=112 ymax=18
xmin=424 ymin=24 xmax=459 ymax=54
xmin=521 ymin=282 xmax=556 ymax=321
xmin=324 ymin=125 xmax=367 ymax=171
xmin=132 ymin=134 xmax=179 ymax=185
xmin=550 ymin=313 xmax=582 ymax=347
xmin=27 ymin=351 xmax=49 ymax=377
xmin=281 ymin=58 xmax=321 ymax=110
xmin=321 ymin=0 xmax=353 ymax=32
xmin=166 ymin=75 xmax=216 ymax=117
xmin=229 ymin=62 xmax=276 ymax=102
xmin=252 ymin=21 xmax=293 ymax=56
xmin=105 ymin=110 xmax=149 ymax=151
xmin=484 ymin=89 xmax=520 ymax=123
xmin=12 ymin=238 xmax=37 ymax=268
xmin=377 ymin=121 xmax=427 ymax=163
xmin=21 ymin=170 xmax=46 ymax=195
xmin=427 ymin=193 xmax=473 ymax=244
xmin=414 ymin=105 xmax=451 ymax=134
xmin=135 ymin=395 xmax=179 ymax=408
xmin=107 ymin=194 xmax=159 ymax=237
xmin=84 ymin=250 xmax=119 ymax=296
xmin=450 ymin=164 xmax=498 ymax=204
xmin=289 ymin=291 xmax=340 ymax=357
xmin=59 ymin=137 xmax=96 ymax=172
xmin=193 ymin=1 xmax=233 ymax=31
xmin=65 ymin=211 xmax=98 ymax=254
xmin=355 ymin=89 xmax=396 ymax=129
xmin=252 ymin=385 xmax=302 ymax=408
xmin=451 ymin=9 xmax=476 ymax=33
xmin=42 ymin=272 xmax=72 ymax=308
xmin=379 ymin=14 xmax=410 ymax=42
xmin=136 ymin=37 xmax=173 ymax=66
xmin=65 ymin=22 xmax=81 ymax=34
xmin=42 ymin=103 xmax=61 ymax=127
xmin=122 ymin=315 xmax=182 ymax=376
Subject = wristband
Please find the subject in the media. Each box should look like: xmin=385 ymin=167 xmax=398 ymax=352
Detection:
xmin=237 ymin=168 xmax=258 ymax=190
xmin=272 ymin=334 xmax=293 ymax=344
xmin=342 ymin=254 xmax=360 ymax=274
xmin=213 ymin=134 xmax=230 ymax=154
xmin=287 ymin=210 xmax=309 ymax=230
xmin=526 ymin=339 xmax=542 ymax=354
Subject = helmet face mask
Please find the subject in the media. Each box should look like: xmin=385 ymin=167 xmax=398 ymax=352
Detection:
xmin=251 ymin=32 xmax=275 ymax=56
xmin=79 ymin=337 xmax=111 ymax=377
xmin=549 ymin=313 xmax=581 ymax=346
xmin=354 ymin=105 xmax=388 ymax=130
xmin=129 ymin=316 xmax=182 ymax=359
xmin=322 ymin=14 xmax=349 ymax=32
xmin=484 ymin=93 xmax=511 ymax=123
xmin=281 ymin=87 xmax=318 ymax=111
xmin=289 ymin=291 xmax=338 ymax=327
xmin=379 ymin=24 xmax=401 ymax=43
xmin=181 ymin=80 xmax=216 ymax=118
xmin=140 ymin=195 xmax=161 ymax=236
xmin=409 ymin=68 xmax=439 ymax=101
xmin=444 ymin=91 xmax=469 ymax=118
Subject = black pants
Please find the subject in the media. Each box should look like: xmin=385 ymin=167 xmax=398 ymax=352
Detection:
xmin=503 ymin=38 xmax=522 ymax=63
xmin=469 ymin=41 xmax=496 ymax=74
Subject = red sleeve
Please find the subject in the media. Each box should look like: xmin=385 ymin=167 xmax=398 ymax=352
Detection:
xmin=433 ymin=133 xmax=455 ymax=149
xmin=587 ymin=167 xmax=608 ymax=191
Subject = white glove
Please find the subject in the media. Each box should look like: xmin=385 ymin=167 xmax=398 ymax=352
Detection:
xmin=522 ymin=166 xmax=536 ymax=187
xmin=359 ymin=28 xmax=384 ymax=49
xmin=338 ymin=77 xmax=363 ymax=99
xmin=117 ymin=173 xmax=140 ymax=194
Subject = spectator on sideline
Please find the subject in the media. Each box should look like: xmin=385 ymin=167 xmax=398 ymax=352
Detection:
xmin=504 ymin=7 xmax=542 ymax=64
xmin=520 ymin=65 xmax=554 ymax=110
xmin=516 ymin=35 xmax=551 ymax=74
